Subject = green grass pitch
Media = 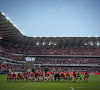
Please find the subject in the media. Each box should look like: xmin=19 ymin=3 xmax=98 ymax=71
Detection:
xmin=0 ymin=74 xmax=100 ymax=90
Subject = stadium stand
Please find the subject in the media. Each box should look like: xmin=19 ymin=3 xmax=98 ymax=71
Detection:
xmin=1 ymin=45 xmax=100 ymax=55
xmin=0 ymin=45 xmax=100 ymax=73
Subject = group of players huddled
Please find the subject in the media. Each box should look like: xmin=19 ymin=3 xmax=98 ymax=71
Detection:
xmin=7 ymin=68 xmax=89 ymax=82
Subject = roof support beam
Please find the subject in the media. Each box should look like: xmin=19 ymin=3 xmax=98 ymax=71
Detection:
xmin=72 ymin=37 xmax=76 ymax=46
xmin=78 ymin=38 xmax=83 ymax=46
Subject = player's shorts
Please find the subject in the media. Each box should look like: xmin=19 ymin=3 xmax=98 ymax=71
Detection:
xmin=66 ymin=76 xmax=70 ymax=79
xmin=41 ymin=77 xmax=44 ymax=80
xmin=29 ymin=77 xmax=32 ymax=80
xmin=84 ymin=76 xmax=88 ymax=79
xmin=12 ymin=77 xmax=16 ymax=79
xmin=45 ymin=77 xmax=48 ymax=80
xmin=72 ymin=76 xmax=76 ymax=79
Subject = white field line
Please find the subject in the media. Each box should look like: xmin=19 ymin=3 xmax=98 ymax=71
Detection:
xmin=76 ymin=87 xmax=85 ymax=88
xmin=71 ymin=87 xmax=74 ymax=90
xmin=71 ymin=87 xmax=85 ymax=90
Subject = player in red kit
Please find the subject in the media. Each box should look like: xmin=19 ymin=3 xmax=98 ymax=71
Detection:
xmin=12 ymin=73 xmax=16 ymax=81
xmin=71 ymin=71 xmax=76 ymax=82
xmin=60 ymin=72 xmax=65 ymax=81
xmin=45 ymin=72 xmax=49 ymax=81
xmin=40 ymin=71 xmax=45 ymax=82
xmin=17 ymin=73 xmax=23 ymax=80
xmin=17 ymin=73 xmax=21 ymax=80
xmin=84 ymin=71 xmax=89 ymax=82
xmin=32 ymin=73 xmax=35 ymax=81
xmin=28 ymin=72 xmax=34 ymax=82
xmin=34 ymin=71 xmax=37 ymax=81
xmin=66 ymin=72 xmax=70 ymax=81
xmin=51 ymin=71 xmax=55 ymax=81
xmin=7 ymin=72 xmax=12 ymax=81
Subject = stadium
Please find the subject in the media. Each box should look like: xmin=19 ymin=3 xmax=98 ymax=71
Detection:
xmin=0 ymin=1 xmax=100 ymax=90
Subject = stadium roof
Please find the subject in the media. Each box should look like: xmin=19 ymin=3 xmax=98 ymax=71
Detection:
xmin=0 ymin=12 xmax=100 ymax=47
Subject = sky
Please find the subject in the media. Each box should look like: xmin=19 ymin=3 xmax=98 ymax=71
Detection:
xmin=0 ymin=0 xmax=100 ymax=37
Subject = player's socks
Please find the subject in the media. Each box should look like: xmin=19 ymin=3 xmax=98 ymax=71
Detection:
xmin=43 ymin=77 xmax=44 ymax=81
xmin=38 ymin=77 xmax=40 ymax=82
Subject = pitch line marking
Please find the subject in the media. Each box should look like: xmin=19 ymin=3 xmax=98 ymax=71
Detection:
xmin=71 ymin=87 xmax=74 ymax=90
xmin=76 ymin=87 xmax=85 ymax=88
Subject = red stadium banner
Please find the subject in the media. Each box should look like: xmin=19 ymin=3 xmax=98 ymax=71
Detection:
xmin=95 ymin=73 xmax=100 ymax=75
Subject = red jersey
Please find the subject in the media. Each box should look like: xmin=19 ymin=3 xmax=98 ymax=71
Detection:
xmin=51 ymin=72 xmax=55 ymax=76
xmin=30 ymin=73 xmax=34 ymax=77
xmin=8 ymin=73 xmax=12 ymax=77
xmin=33 ymin=73 xmax=35 ymax=77
xmin=35 ymin=72 xmax=37 ymax=78
xmin=60 ymin=73 xmax=65 ymax=77
xmin=48 ymin=73 xmax=50 ymax=77
xmin=40 ymin=72 xmax=44 ymax=77
xmin=45 ymin=73 xmax=49 ymax=77
xmin=27 ymin=72 xmax=31 ymax=75
xmin=23 ymin=72 xmax=27 ymax=77
xmin=12 ymin=74 xmax=16 ymax=78
xmin=73 ymin=72 xmax=76 ymax=78
xmin=66 ymin=73 xmax=70 ymax=77
xmin=85 ymin=73 xmax=89 ymax=77
xmin=17 ymin=73 xmax=22 ymax=78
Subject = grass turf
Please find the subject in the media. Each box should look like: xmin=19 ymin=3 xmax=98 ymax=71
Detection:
xmin=0 ymin=74 xmax=100 ymax=90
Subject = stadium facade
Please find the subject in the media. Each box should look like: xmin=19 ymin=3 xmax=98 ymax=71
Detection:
xmin=0 ymin=12 xmax=100 ymax=73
